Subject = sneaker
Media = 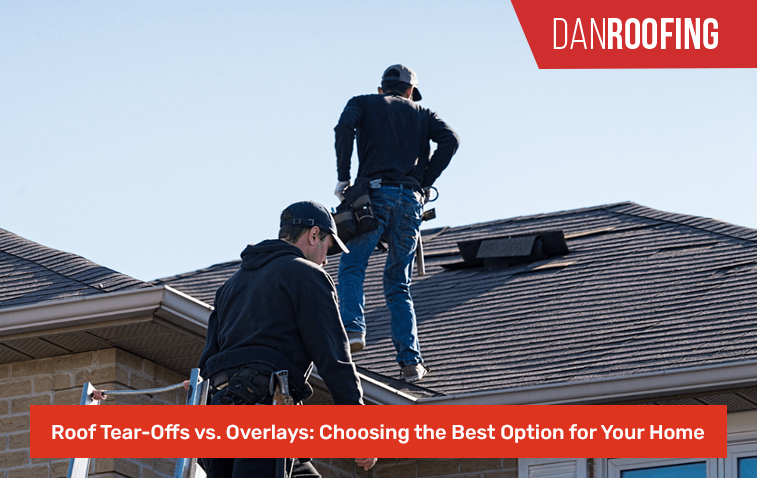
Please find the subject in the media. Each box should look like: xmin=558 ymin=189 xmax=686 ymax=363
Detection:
xmin=347 ymin=332 xmax=365 ymax=353
xmin=400 ymin=363 xmax=430 ymax=383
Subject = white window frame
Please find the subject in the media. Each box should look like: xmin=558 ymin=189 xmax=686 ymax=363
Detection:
xmin=518 ymin=458 xmax=588 ymax=478
xmin=594 ymin=433 xmax=757 ymax=478
xmin=725 ymin=431 xmax=757 ymax=478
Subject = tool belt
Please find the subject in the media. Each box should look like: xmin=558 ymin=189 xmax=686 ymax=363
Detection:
xmin=333 ymin=178 xmax=379 ymax=244
xmin=211 ymin=366 xmax=274 ymax=405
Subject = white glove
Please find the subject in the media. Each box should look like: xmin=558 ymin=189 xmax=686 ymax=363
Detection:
xmin=335 ymin=180 xmax=351 ymax=202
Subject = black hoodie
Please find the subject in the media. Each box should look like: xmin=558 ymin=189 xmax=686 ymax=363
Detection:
xmin=198 ymin=239 xmax=363 ymax=405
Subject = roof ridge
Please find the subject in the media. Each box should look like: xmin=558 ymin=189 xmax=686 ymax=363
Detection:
xmin=605 ymin=203 xmax=757 ymax=244
xmin=0 ymin=227 xmax=148 ymax=294
xmin=444 ymin=201 xmax=637 ymax=234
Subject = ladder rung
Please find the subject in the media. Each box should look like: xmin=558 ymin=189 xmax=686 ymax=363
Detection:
xmin=96 ymin=382 xmax=186 ymax=397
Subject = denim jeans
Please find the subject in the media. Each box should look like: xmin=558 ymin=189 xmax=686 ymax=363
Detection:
xmin=337 ymin=185 xmax=424 ymax=366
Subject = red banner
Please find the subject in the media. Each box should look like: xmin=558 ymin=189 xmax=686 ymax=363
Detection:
xmin=31 ymin=405 xmax=725 ymax=458
xmin=510 ymin=0 xmax=757 ymax=68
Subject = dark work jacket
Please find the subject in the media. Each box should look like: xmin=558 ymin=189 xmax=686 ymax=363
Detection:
xmin=334 ymin=93 xmax=460 ymax=190
xmin=198 ymin=240 xmax=363 ymax=405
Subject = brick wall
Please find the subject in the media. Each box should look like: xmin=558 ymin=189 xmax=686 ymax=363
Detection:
xmin=0 ymin=348 xmax=187 ymax=478
xmin=313 ymin=458 xmax=518 ymax=478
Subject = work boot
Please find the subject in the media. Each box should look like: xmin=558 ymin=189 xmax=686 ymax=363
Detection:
xmin=347 ymin=332 xmax=365 ymax=353
xmin=400 ymin=363 xmax=429 ymax=383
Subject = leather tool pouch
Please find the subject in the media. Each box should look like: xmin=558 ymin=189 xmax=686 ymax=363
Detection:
xmin=333 ymin=178 xmax=379 ymax=243
xmin=221 ymin=367 xmax=271 ymax=405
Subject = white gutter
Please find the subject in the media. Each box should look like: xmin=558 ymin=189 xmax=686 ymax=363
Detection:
xmin=310 ymin=371 xmax=417 ymax=405
xmin=415 ymin=359 xmax=757 ymax=405
xmin=0 ymin=285 xmax=212 ymax=339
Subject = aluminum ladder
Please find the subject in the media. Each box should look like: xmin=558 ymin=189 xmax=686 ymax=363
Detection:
xmin=66 ymin=368 xmax=209 ymax=478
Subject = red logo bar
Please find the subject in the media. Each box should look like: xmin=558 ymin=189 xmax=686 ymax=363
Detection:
xmin=510 ymin=0 xmax=757 ymax=68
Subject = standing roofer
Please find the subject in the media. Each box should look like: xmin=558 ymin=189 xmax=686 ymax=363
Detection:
xmin=197 ymin=200 xmax=376 ymax=477
xmin=334 ymin=64 xmax=460 ymax=382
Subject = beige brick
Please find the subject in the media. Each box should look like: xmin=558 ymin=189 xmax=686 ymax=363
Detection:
xmin=375 ymin=462 xmax=416 ymax=478
xmin=95 ymin=457 xmax=116 ymax=472
xmin=11 ymin=395 xmax=51 ymax=414
xmin=97 ymin=348 xmax=117 ymax=366
xmin=0 ymin=450 xmax=29 ymax=468
xmin=152 ymin=365 xmax=167 ymax=384
xmin=116 ymin=349 xmax=142 ymax=372
xmin=142 ymin=360 xmax=155 ymax=378
xmin=9 ymin=433 xmax=30 ymax=450
xmin=114 ymin=394 xmax=139 ymax=406
xmin=128 ymin=372 xmax=155 ymax=391
xmin=53 ymin=352 xmax=95 ymax=372
xmin=165 ymin=369 xmax=186 ymax=385
xmin=0 ymin=364 xmax=10 ymax=380
xmin=0 ymin=415 xmax=30 ymax=433
xmin=8 ymin=465 xmax=48 ymax=478
xmin=11 ymin=359 xmax=52 ymax=378
xmin=31 ymin=458 xmax=50 ymax=464
xmin=54 ymin=389 xmax=83 ymax=405
xmin=95 ymin=457 xmax=139 ymax=477
xmin=52 ymin=352 xmax=96 ymax=372
xmin=116 ymin=365 xmax=129 ymax=385
xmin=460 ymin=458 xmax=503 ymax=473
xmin=51 ymin=460 xmax=69 ymax=478
xmin=154 ymin=458 xmax=176 ymax=475
xmin=75 ymin=364 xmax=118 ymax=387
xmin=33 ymin=377 xmax=52 ymax=393
xmin=418 ymin=459 xmax=459 ymax=477
xmin=482 ymin=471 xmax=517 ymax=478
xmin=0 ymin=380 xmax=32 ymax=399
xmin=1 ymin=436 xmax=7 ymax=451
xmin=0 ymin=399 xmax=9 ymax=416
xmin=52 ymin=373 xmax=72 ymax=391
xmin=141 ymin=467 xmax=167 ymax=478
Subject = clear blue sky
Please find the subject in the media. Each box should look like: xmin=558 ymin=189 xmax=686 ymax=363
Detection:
xmin=2 ymin=1 xmax=755 ymax=282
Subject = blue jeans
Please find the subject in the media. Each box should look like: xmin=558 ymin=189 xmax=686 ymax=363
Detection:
xmin=337 ymin=185 xmax=423 ymax=366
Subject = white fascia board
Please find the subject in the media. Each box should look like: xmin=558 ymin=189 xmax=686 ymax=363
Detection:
xmin=415 ymin=360 xmax=757 ymax=405
xmin=0 ymin=286 xmax=212 ymax=339
xmin=156 ymin=286 xmax=213 ymax=336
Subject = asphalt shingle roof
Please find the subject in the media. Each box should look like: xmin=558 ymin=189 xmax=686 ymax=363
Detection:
xmin=0 ymin=228 xmax=150 ymax=309
xmin=153 ymin=202 xmax=757 ymax=396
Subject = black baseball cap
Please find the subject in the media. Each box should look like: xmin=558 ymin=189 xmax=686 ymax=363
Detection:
xmin=280 ymin=201 xmax=349 ymax=255
xmin=381 ymin=64 xmax=422 ymax=101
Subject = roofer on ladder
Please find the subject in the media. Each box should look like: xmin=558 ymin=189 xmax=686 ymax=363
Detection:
xmin=197 ymin=201 xmax=376 ymax=477
xmin=334 ymin=64 xmax=459 ymax=382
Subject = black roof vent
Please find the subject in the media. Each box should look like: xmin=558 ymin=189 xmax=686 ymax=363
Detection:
xmin=451 ymin=230 xmax=569 ymax=270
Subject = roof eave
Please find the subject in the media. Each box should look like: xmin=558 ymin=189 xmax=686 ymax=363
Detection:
xmin=415 ymin=360 xmax=757 ymax=405
xmin=0 ymin=285 xmax=212 ymax=339
xmin=310 ymin=371 xmax=417 ymax=405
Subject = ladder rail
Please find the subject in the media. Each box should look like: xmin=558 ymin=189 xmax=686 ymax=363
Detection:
xmin=65 ymin=368 xmax=208 ymax=478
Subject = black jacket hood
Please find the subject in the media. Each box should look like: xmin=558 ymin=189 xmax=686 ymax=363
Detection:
xmin=240 ymin=239 xmax=304 ymax=271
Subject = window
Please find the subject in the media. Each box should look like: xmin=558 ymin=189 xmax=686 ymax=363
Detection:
xmin=607 ymin=459 xmax=717 ymax=478
xmin=738 ymin=457 xmax=757 ymax=478
xmin=620 ymin=462 xmax=707 ymax=478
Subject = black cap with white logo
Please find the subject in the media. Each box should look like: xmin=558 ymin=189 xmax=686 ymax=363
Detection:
xmin=280 ymin=201 xmax=349 ymax=256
